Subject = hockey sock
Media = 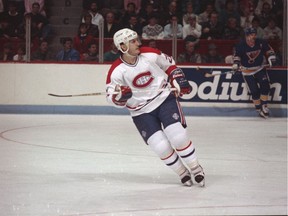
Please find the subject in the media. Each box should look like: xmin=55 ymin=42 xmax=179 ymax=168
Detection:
xmin=253 ymin=99 xmax=261 ymax=111
xmin=164 ymin=123 xmax=201 ymax=172
xmin=147 ymin=131 xmax=189 ymax=178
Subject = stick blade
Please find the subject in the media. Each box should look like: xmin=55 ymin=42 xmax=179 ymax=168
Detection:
xmin=204 ymin=73 xmax=214 ymax=78
xmin=48 ymin=93 xmax=72 ymax=97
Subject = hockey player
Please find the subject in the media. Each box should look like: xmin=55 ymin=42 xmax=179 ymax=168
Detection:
xmin=106 ymin=28 xmax=205 ymax=187
xmin=232 ymin=27 xmax=276 ymax=118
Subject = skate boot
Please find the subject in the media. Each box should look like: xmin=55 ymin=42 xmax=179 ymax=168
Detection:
xmin=259 ymin=105 xmax=269 ymax=119
xmin=190 ymin=162 xmax=205 ymax=187
xmin=180 ymin=169 xmax=192 ymax=187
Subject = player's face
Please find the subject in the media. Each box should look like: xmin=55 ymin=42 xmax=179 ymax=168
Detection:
xmin=246 ymin=33 xmax=256 ymax=43
xmin=127 ymin=38 xmax=141 ymax=56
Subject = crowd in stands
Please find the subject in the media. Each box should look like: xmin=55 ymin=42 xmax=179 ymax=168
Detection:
xmin=0 ymin=0 xmax=50 ymax=39
xmin=0 ymin=0 xmax=284 ymax=64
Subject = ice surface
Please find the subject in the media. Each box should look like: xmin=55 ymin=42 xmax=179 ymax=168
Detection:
xmin=0 ymin=114 xmax=287 ymax=216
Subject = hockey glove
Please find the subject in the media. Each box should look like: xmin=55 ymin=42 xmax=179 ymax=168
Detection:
xmin=268 ymin=55 xmax=276 ymax=67
xmin=232 ymin=63 xmax=239 ymax=71
xmin=112 ymin=85 xmax=132 ymax=106
xmin=169 ymin=68 xmax=192 ymax=96
xmin=231 ymin=62 xmax=241 ymax=75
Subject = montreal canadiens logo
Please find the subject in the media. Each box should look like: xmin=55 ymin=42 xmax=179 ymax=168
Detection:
xmin=132 ymin=71 xmax=154 ymax=88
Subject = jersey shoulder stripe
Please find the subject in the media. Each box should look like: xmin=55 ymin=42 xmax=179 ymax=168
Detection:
xmin=106 ymin=58 xmax=122 ymax=84
xmin=140 ymin=46 xmax=161 ymax=55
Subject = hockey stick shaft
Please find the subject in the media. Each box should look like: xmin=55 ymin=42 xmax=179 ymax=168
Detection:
xmin=48 ymin=87 xmax=177 ymax=97
xmin=204 ymin=70 xmax=234 ymax=78
xmin=204 ymin=64 xmax=271 ymax=78
xmin=48 ymin=92 xmax=107 ymax=97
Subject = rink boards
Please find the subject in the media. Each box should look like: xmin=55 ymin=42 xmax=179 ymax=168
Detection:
xmin=0 ymin=63 xmax=287 ymax=117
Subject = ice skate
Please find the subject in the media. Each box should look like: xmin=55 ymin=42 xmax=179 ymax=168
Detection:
xmin=258 ymin=105 xmax=269 ymax=119
xmin=190 ymin=162 xmax=205 ymax=187
xmin=180 ymin=169 xmax=192 ymax=187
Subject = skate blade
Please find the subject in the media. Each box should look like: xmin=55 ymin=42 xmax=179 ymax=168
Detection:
xmin=198 ymin=180 xmax=205 ymax=187
xmin=183 ymin=180 xmax=193 ymax=187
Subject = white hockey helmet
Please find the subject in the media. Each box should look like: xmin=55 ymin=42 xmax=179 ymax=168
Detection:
xmin=113 ymin=28 xmax=138 ymax=53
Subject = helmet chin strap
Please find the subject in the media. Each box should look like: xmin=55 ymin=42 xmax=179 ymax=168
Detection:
xmin=125 ymin=51 xmax=138 ymax=58
xmin=121 ymin=43 xmax=138 ymax=58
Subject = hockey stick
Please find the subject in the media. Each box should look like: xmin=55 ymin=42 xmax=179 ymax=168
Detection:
xmin=48 ymin=92 xmax=108 ymax=97
xmin=204 ymin=64 xmax=271 ymax=78
xmin=48 ymin=87 xmax=177 ymax=97
xmin=204 ymin=70 xmax=234 ymax=78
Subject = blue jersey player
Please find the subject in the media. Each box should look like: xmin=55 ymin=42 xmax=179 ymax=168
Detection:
xmin=233 ymin=27 xmax=276 ymax=118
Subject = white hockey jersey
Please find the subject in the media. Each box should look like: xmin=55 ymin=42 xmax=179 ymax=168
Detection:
xmin=106 ymin=47 xmax=178 ymax=117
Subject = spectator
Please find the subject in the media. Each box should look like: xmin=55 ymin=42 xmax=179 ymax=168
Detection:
xmin=142 ymin=15 xmax=164 ymax=39
xmin=25 ymin=2 xmax=51 ymax=40
xmin=254 ymin=0 xmax=272 ymax=16
xmin=202 ymin=43 xmax=224 ymax=63
xmin=177 ymin=40 xmax=201 ymax=63
xmin=256 ymin=2 xmax=273 ymax=28
xmin=200 ymin=11 xmax=223 ymax=40
xmin=24 ymin=0 xmax=46 ymax=16
xmin=56 ymin=37 xmax=80 ymax=62
xmin=103 ymin=42 xmax=120 ymax=62
xmin=251 ymin=17 xmax=264 ymax=39
xmin=147 ymin=39 xmax=157 ymax=48
xmin=218 ymin=0 xmax=240 ymax=27
xmin=163 ymin=15 xmax=183 ymax=39
xmin=222 ymin=17 xmax=242 ymax=40
xmin=124 ymin=0 xmax=141 ymax=13
xmin=121 ymin=2 xmax=138 ymax=27
xmin=13 ymin=43 xmax=26 ymax=61
xmin=263 ymin=18 xmax=282 ymax=40
xmin=15 ymin=13 xmax=41 ymax=40
xmin=124 ymin=14 xmax=143 ymax=36
xmin=160 ymin=1 xmax=181 ymax=27
xmin=7 ymin=0 xmax=25 ymax=15
xmin=31 ymin=39 xmax=54 ymax=61
xmin=81 ymin=2 xmax=103 ymax=26
xmin=102 ymin=0 xmax=123 ymax=20
xmin=73 ymin=23 xmax=95 ymax=54
xmin=238 ymin=0 xmax=254 ymax=19
xmin=83 ymin=0 xmax=104 ymax=11
xmin=182 ymin=14 xmax=201 ymax=40
xmin=0 ymin=2 xmax=23 ymax=35
xmin=81 ymin=41 xmax=99 ymax=62
xmin=0 ymin=43 xmax=14 ymax=61
xmin=140 ymin=0 xmax=161 ymax=13
xmin=182 ymin=2 xmax=198 ymax=26
xmin=138 ymin=3 xmax=155 ymax=26
xmin=0 ymin=18 xmax=18 ymax=38
xmin=165 ymin=0 xmax=183 ymax=15
xmin=104 ymin=11 xmax=121 ymax=38
xmin=240 ymin=6 xmax=254 ymax=29
xmin=198 ymin=3 xmax=214 ymax=24
xmin=82 ymin=13 xmax=99 ymax=37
